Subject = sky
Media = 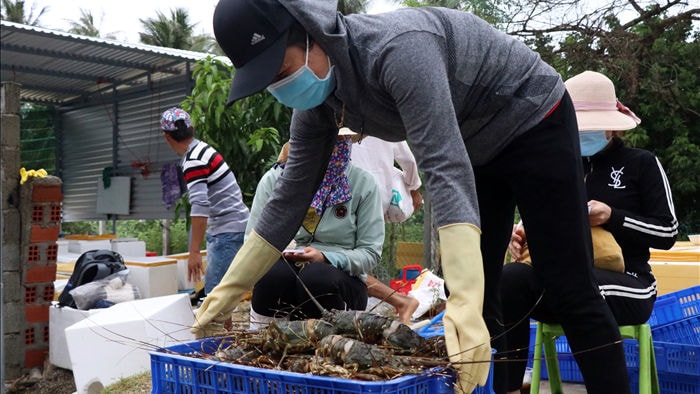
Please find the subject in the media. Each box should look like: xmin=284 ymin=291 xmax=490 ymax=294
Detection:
xmin=30 ymin=0 xmax=399 ymax=44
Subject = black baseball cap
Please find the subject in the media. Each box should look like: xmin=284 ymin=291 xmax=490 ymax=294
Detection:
xmin=213 ymin=0 xmax=296 ymax=105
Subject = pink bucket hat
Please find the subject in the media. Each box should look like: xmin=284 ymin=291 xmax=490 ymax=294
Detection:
xmin=565 ymin=71 xmax=641 ymax=131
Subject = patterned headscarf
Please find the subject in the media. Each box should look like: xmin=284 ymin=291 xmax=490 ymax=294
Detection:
xmin=160 ymin=107 xmax=192 ymax=131
xmin=310 ymin=137 xmax=353 ymax=215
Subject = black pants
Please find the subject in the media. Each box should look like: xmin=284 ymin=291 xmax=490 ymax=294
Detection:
xmin=251 ymin=259 xmax=368 ymax=320
xmin=500 ymin=262 xmax=657 ymax=391
xmin=474 ymin=92 xmax=630 ymax=394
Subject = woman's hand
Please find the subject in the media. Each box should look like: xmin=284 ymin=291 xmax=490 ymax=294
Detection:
xmin=410 ymin=189 xmax=423 ymax=213
xmin=508 ymin=223 xmax=528 ymax=262
xmin=282 ymin=246 xmax=328 ymax=264
xmin=588 ymin=200 xmax=612 ymax=226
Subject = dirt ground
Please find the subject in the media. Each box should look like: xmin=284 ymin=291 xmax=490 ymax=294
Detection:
xmin=3 ymin=301 xmax=256 ymax=394
xmin=5 ymin=366 xmax=78 ymax=394
xmin=3 ymin=299 xmax=408 ymax=393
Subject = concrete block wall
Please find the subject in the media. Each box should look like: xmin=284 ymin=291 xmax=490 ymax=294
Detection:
xmin=18 ymin=177 xmax=62 ymax=370
xmin=2 ymin=81 xmax=23 ymax=379
xmin=3 ymin=81 xmax=63 ymax=377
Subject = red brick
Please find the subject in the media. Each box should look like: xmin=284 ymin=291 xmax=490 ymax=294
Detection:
xmin=25 ymin=349 xmax=47 ymax=368
xmin=29 ymin=225 xmax=59 ymax=243
xmin=32 ymin=185 xmax=63 ymax=202
xmin=25 ymin=305 xmax=50 ymax=323
xmin=25 ymin=265 xmax=57 ymax=283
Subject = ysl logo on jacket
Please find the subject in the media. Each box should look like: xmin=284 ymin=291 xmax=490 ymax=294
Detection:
xmin=608 ymin=167 xmax=626 ymax=189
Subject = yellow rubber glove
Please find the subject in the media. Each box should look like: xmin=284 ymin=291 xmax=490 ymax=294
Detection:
xmin=191 ymin=230 xmax=281 ymax=338
xmin=439 ymin=223 xmax=492 ymax=393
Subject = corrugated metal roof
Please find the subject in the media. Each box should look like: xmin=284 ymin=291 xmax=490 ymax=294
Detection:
xmin=0 ymin=20 xmax=213 ymax=105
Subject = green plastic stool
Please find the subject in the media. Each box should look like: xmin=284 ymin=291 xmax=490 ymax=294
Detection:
xmin=530 ymin=322 xmax=660 ymax=394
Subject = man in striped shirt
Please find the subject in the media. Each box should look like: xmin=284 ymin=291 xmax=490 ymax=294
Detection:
xmin=160 ymin=108 xmax=250 ymax=314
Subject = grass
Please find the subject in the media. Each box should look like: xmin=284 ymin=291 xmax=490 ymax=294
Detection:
xmin=103 ymin=371 xmax=151 ymax=393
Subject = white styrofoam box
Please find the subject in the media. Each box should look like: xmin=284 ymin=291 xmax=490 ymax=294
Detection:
xmin=110 ymin=238 xmax=146 ymax=257
xmin=65 ymin=294 xmax=195 ymax=394
xmin=68 ymin=239 xmax=112 ymax=254
xmin=53 ymin=279 xmax=68 ymax=298
xmin=124 ymin=256 xmax=178 ymax=298
xmin=49 ymin=303 xmax=101 ymax=370
xmin=56 ymin=239 xmax=69 ymax=255
xmin=167 ymin=251 xmax=207 ymax=291
xmin=57 ymin=252 xmax=81 ymax=264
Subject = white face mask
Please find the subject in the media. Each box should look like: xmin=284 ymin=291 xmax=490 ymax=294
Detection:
xmin=579 ymin=130 xmax=610 ymax=156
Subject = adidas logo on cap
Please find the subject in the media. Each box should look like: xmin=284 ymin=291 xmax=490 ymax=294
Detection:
xmin=250 ymin=32 xmax=266 ymax=45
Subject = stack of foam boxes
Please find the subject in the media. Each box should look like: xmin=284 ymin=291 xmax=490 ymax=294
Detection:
xmin=18 ymin=177 xmax=62 ymax=373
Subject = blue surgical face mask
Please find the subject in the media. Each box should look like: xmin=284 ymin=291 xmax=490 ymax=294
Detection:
xmin=579 ymin=130 xmax=610 ymax=156
xmin=267 ymin=36 xmax=335 ymax=110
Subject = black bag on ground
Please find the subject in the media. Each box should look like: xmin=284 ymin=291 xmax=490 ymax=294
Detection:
xmin=57 ymin=249 xmax=126 ymax=308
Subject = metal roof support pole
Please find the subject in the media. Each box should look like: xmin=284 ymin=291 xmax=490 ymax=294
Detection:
xmin=111 ymin=85 xmax=119 ymax=234
xmin=1 ymin=101 xmax=4 ymax=393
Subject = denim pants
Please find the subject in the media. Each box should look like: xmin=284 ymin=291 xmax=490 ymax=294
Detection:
xmin=204 ymin=231 xmax=244 ymax=294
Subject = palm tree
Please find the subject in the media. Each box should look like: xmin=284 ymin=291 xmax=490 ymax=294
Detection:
xmin=66 ymin=9 xmax=117 ymax=39
xmin=139 ymin=8 xmax=214 ymax=52
xmin=67 ymin=9 xmax=99 ymax=37
xmin=1 ymin=0 xmax=47 ymax=26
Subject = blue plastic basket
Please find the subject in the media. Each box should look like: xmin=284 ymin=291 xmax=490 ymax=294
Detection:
xmin=151 ymin=337 xmax=495 ymax=394
xmin=629 ymin=369 xmax=700 ymax=394
xmin=648 ymin=286 xmax=700 ymax=328
xmin=535 ymin=337 xmax=585 ymax=383
xmin=652 ymin=316 xmax=700 ymax=345
xmin=655 ymin=341 xmax=700 ymax=375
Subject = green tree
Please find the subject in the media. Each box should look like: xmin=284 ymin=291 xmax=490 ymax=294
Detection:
xmin=20 ymin=104 xmax=55 ymax=173
xmin=338 ymin=0 xmax=369 ymax=15
xmin=67 ymin=9 xmax=101 ymax=38
xmin=139 ymin=8 xmax=214 ymax=52
xmin=181 ymin=57 xmax=292 ymax=206
xmin=402 ymin=0 xmax=506 ymax=25
xmin=514 ymin=2 xmax=699 ymax=235
xmin=1 ymin=0 xmax=47 ymax=25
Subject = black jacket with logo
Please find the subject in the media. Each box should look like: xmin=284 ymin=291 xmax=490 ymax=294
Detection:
xmin=584 ymin=138 xmax=678 ymax=274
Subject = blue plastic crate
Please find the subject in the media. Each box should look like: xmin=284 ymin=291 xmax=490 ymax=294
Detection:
xmin=648 ymin=286 xmax=700 ymax=328
xmin=524 ymin=323 xmax=584 ymax=383
xmin=652 ymin=316 xmax=700 ymax=345
xmin=626 ymin=340 xmax=700 ymax=376
xmin=534 ymin=336 xmax=585 ymax=383
xmin=655 ymin=341 xmax=700 ymax=375
xmin=629 ymin=369 xmax=700 ymax=394
xmin=648 ymin=296 xmax=685 ymax=327
xmin=151 ymin=337 xmax=495 ymax=394
xmin=526 ymin=321 xmax=539 ymax=367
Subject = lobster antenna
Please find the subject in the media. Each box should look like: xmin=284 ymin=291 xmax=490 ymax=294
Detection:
xmin=280 ymin=255 xmax=327 ymax=315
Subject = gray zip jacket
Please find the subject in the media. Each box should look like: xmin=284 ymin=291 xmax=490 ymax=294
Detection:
xmin=254 ymin=2 xmax=565 ymax=250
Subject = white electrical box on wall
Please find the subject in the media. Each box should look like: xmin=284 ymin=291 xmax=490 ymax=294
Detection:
xmin=96 ymin=176 xmax=131 ymax=215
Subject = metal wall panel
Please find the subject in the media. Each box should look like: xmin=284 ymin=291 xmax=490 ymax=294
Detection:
xmin=60 ymin=76 xmax=190 ymax=222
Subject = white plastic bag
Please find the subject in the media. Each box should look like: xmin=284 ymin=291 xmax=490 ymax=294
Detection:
xmin=408 ymin=270 xmax=447 ymax=320
xmin=386 ymin=167 xmax=414 ymax=223
xmin=69 ymin=270 xmax=140 ymax=310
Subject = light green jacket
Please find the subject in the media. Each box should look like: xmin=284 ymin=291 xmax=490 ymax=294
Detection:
xmin=246 ymin=164 xmax=384 ymax=280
